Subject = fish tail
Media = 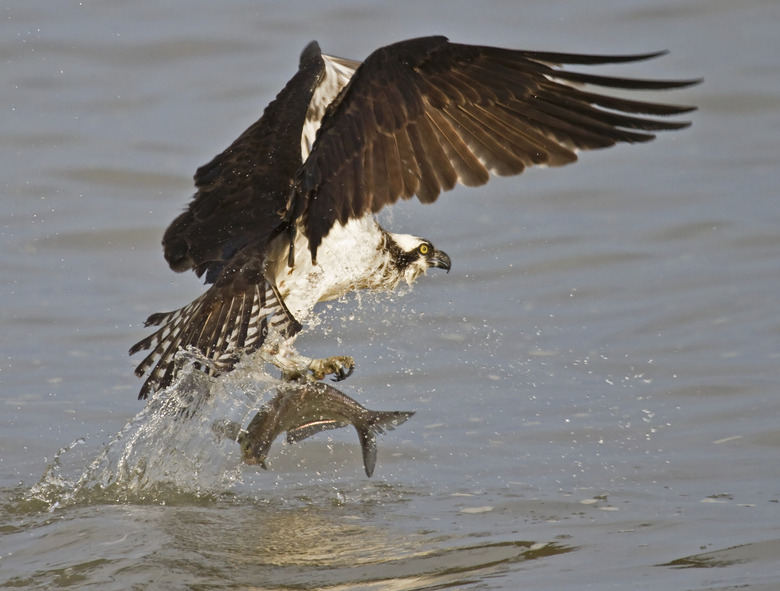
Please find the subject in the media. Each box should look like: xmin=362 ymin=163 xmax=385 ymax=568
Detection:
xmin=357 ymin=411 xmax=415 ymax=477
xmin=356 ymin=426 xmax=378 ymax=477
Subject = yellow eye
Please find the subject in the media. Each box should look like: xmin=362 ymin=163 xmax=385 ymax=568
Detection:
xmin=419 ymin=244 xmax=429 ymax=255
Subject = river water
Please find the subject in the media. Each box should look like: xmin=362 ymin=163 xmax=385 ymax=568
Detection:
xmin=2 ymin=1 xmax=779 ymax=589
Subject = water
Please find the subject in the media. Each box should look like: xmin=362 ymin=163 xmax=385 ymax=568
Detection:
xmin=3 ymin=0 xmax=779 ymax=589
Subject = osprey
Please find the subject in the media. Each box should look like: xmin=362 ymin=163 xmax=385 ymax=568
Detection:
xmin=130 ymin=36 xmax=697 ymax=399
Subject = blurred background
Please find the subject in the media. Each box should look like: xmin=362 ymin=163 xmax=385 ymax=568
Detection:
xmin=2 ymin=1 xmax=778 ymax=589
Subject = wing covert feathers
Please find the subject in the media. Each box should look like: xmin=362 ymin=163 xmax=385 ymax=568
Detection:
xmin=162 ymin=41 xmax=326 ymax=282
xmin=289 ymin=36 xmax=698 ymax=259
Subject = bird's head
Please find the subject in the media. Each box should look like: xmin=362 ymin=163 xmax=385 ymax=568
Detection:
xmin=386 ymin=232 xmax=451 ymax=285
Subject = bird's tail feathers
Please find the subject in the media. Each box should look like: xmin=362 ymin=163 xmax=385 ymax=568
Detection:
xmin=129 ymin=279 xmax=300 ymax=399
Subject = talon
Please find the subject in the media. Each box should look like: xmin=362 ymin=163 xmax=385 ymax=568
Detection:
xmin=308 ymin=355 xmax=355 ymax=382
xmin=331 ymin=364 xmax=354 ymax=382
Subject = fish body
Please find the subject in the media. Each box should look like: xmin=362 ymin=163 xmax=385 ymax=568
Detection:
xmin=235 ymin=381 xmax=414 ymax=477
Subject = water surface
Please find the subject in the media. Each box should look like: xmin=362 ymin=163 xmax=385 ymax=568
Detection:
xmin=3 ymin=1 xmax=779 ymax=589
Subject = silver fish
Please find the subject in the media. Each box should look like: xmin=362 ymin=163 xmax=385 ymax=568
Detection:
xmin=218 ymin=381 xmax=414 ymax=477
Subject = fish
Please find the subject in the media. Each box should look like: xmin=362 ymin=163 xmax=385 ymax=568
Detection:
xmin=216 ymin=381 xmax=414 ymax=477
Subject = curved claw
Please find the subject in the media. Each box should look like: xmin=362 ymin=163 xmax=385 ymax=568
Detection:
xmin=331 ymin=364 xmax=355 ymax=382
xmin=307 ymin=355 xmax=355 ymax=382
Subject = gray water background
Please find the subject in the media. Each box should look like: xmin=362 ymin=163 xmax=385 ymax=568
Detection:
xmin=2 ymin=1 xmax=779 ymax=589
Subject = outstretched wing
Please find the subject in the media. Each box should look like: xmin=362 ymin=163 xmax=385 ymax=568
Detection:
xmin=129 ymin=43 xmax=325 ymax=398
xmin=164 ymin=41 xmax=326 ymax=283
xmin=129 ymin=242 xmax=302 ymax=399
xmin=288 ymin=36 xmax=699 ymax=260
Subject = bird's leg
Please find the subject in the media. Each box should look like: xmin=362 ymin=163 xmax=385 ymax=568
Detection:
xmin=259 ymin=342 xmax=354 ymax=382
xmin=279 ymin=354 xmax=354 ymax=382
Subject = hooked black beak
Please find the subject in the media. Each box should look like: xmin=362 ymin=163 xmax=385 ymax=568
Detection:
xmin=429 ymin=249 xmax=451 ymax=273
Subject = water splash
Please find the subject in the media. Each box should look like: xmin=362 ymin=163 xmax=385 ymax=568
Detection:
xmin=23 ymin=295 xmax=418 ymax=512
xmin=28 ymin=363 xmax=285 ymax=509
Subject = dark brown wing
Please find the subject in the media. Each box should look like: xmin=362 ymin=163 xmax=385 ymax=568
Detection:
xmin=164 ymin=41 xmax=326 ymax=283
xmin=130 ymin=42 xmax=325 ymax=398
xmin=129 ymin=242 xmax=302 ymax=399
xmin=288 ymin=36 xmax=699 ymax=260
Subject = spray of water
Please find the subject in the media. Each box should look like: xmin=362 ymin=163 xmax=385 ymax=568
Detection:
xmin=28 ymin=362 xmax=285 ymax=509
xmin=25 ymin=296 xmax=416 ymax=511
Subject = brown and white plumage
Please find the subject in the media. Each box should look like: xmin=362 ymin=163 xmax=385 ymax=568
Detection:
xmin=130 ymin=36 xmax=698 ymax=399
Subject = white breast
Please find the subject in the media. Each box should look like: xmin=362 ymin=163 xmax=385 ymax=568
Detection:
xmin=280 ymin=54 xmax=382 ymax=327
xmin=267 ymin=217 xmax=391 ymax=324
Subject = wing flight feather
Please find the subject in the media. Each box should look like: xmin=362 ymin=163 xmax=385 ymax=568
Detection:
xmin=289 ymin=36 xmax=699 ymax=259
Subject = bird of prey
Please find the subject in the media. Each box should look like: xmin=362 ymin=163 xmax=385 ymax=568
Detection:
xmin=130 ymin=36 xmax=697 ymax=400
